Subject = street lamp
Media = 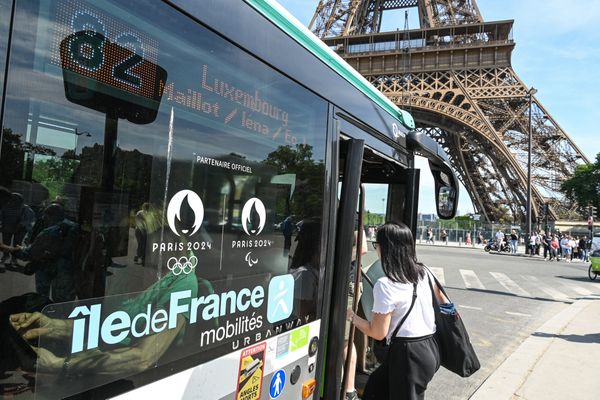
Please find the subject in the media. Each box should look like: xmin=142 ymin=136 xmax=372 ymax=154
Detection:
xmin=526 ymin=87 xmax=537 ymax=243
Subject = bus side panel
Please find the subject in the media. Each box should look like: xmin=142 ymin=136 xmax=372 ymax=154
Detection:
xmin=109 ymin=321 xmax=321 ymax=400
xmin=0 ymin=0 xmax=329 ymax=398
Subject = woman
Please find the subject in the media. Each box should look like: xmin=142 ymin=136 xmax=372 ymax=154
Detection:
xmin=346 ymin=222 xmax=447 ymax=400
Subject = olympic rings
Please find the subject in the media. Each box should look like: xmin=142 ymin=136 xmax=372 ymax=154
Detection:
xmin=167 ymin=256 xmax=198 ymax=275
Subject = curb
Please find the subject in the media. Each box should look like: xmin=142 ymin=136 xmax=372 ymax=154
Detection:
xmin=469 ymin=297 xmax=599 ymax=400
xmin=416 ymin=243 xmax=481 ymax=250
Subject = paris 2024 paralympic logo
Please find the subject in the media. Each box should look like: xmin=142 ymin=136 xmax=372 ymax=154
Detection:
xmin=241 ymin=197 xmax=266 ymax=236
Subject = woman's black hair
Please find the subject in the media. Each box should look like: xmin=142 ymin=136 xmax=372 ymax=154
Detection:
xmin=376 ymin=221 xmax=424 ymax=284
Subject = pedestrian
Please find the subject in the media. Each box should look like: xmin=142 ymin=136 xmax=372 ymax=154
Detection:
xmin=579 ymin=236 xmax=588 ymax=262
xmin=495 ymin=230 xmax=505 ymax=250
xmin=529 ymin=231 xmax=538 ymax=256
xmin=466 ymin=232 xmax=472 ymax=246
xmin=426 ymin=228 xmax=434 ymax=245
xmin=510 ymin=230 xmax=519 ymax=254
xmin=347 ymin=222 xmax=444 ymax=400
xmin=440 ymin=229 xmax=448 ymax=245
xmin=542 ymin=232 xmax=552 ymax=260
xmin=568 ymin=236 xmax=577 ymax=262
xmin=560 ymin=235 xmax=571 ymax=262
xmin=550 ymin=234 xmax=560 ymax=261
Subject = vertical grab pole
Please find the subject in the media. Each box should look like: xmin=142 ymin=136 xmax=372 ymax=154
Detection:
xmin=341 ymin=184 xmax=366 ymax=399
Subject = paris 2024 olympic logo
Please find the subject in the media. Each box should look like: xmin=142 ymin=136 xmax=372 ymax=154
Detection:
xmin=167 ymin=190 xmax=204 ymax=237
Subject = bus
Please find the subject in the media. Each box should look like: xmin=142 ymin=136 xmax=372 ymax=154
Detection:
xmin=0 ymin=0 xmax=458 ymax=399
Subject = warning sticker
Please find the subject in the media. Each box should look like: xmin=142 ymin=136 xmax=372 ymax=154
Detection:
xmin=236 ymin=342 xmax=267 ymax=400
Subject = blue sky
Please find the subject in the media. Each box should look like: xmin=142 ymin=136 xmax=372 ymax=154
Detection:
xmin=277 ymin=0 xmax=600 ymax=214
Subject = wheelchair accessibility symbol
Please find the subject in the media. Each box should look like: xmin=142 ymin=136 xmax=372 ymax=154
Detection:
xmin=269 ymin=369 xmax=286 ymax=399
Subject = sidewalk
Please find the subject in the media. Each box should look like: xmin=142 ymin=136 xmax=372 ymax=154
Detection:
xmin=416 ymin=240 xmax=482 ymax=249
xmin=470 ymin=296 xmax=600 ymax=400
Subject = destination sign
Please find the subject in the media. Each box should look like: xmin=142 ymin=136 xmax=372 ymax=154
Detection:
xmin=52 ymin=1 xmax=166 ymax=124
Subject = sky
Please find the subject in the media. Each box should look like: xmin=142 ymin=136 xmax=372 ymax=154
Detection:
xmin=276 ymin=0 xmax=600 ymax=215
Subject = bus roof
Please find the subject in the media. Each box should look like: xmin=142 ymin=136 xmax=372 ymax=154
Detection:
xmin=244 ymin=0 xmax=416 ymax=130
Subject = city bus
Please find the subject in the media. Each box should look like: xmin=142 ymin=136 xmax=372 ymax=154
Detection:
xmin=0 ymin=0 xmax=458 ymax=399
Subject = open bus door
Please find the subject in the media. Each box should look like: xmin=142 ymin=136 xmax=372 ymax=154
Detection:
xmin=321 ymin=131 xmax=458 ymax=399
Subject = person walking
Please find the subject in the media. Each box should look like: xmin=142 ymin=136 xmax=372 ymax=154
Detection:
xmin=346 ymin=222 xmax=445 ymax=400
xmin=529 ymin=231 xmax=538 ymax=257
xmin=560 ymin=235 xmax=571 ymax=262
xmin=510 ymin=230 xmax=519 ymax=254
xmin=426 ymin=228 xmax=434 ymax=245
xmin=550 ymin=234 xmax=560 ymax=261
xmin=440 ymin=229 xmax=448 ymax=245
xmin=542 ymin=232 xmax=552 ymax=260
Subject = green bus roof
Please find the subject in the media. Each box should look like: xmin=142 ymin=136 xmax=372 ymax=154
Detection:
xmin=244 ymin=0 xmax=416 ymax=130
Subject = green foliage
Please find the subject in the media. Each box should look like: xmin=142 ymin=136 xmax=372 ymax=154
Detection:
xmin=32 ymin=156 xmax=79 ymax=200
xmin=438 ymin=216 xmax=473 ymax=230
xmin=560 ymin=153 xmax=600 ymax=214
xmin=364 ymin=210 xmax=384 ymax=226
xmin=263 ymin=144 xmax=325 ymax=219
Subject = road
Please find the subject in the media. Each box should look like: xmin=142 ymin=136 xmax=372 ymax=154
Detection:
xmin=364 ymin=245 xmax=600 ymax=400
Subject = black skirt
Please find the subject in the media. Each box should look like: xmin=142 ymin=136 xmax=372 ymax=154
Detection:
xmin=363 ymin=334 xmax=440 ymax=400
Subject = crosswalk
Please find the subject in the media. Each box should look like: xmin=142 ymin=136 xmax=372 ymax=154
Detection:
xmin=427 ymin=268 xmax=599 ymax=302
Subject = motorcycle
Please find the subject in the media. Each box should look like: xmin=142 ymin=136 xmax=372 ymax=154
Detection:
xmin=484 ymin=239 xmax=511 ymax=253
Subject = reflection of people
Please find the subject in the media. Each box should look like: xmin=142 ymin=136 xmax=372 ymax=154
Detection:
xmin=6 ymin=202 xmax=210 ymax=386
xmin=134 ymin=203 xmax=150 ymax=265
xmin=0 ymin=187 xmax=13 ymax=272
xmin=9 ymin=239 xmax=200 ymax=379
xmin=2 ymin=204 xmax=78 ymax=302
xmin=289 ymin=219 xmax=320 ymax=317
xmin=347 ymin=222 xmax=446 ymax=400
xmin=281 ymin=215 xmax=294 ymax=257
xmin=0 ymin=193 xmax=26 ymax=265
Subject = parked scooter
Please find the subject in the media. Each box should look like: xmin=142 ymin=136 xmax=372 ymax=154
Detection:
xmin=484 ymin=239 xmax=511 ymax=253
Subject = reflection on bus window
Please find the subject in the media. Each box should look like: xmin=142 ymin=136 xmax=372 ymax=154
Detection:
xmin=0 ymin=0 xmax=328 ymax=397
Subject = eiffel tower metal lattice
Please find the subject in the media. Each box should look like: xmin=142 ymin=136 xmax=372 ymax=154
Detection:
xmin=309 ymin=0 xmax=590 ymax=223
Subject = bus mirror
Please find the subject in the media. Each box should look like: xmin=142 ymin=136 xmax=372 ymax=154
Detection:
xmin=437 ymin=185 xmax=457 ymax=219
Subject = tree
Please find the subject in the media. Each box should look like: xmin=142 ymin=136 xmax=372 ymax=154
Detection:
xmin=560 ymin=153 xmax=600 ymax=216
xmin=263 ymin=144 xmax=325 ymax=219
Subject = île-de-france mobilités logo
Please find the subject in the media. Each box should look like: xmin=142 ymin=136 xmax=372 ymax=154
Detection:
xmin=167 ymin=190 xmax=204 ymax=237
xmin=267 ymin=274 xmax=294 ymax=323
xmin=241 ymin=198 xmax=266 ymax=236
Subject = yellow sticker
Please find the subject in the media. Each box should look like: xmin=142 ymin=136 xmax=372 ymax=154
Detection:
xmin=236 ymin=342 xmax=266 ymax=400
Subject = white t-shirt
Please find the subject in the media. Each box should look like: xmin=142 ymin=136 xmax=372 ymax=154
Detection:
xmin=372 ymin=273 xmax=436 ymax=341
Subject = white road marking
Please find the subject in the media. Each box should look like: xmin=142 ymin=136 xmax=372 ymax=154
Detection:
xmin=558 ymin=281 xmax=593 ymax=296
xmin=521 ymin=275 xmax=570 ymax=301
xmin=429 ymin=267 xmax=446 ymax=286
xmin=458 ymin=305 xmax=483 ymax=311
xmin=490 ymin=272 xmax=531 ymax=297
xmin=505 ymin=311 xmax=531 ymax=317
xmin=460 ymin=269 xmax=485 ymax=290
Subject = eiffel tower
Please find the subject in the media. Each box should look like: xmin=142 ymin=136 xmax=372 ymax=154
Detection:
xmin=309 ymin=0 xmax=589 ymax=223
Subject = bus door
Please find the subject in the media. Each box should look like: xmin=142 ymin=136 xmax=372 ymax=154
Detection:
xmin=322 ymin=136 xmax=421 ymax=399
xmin=321 ymin=138 xmax=364 ymax=400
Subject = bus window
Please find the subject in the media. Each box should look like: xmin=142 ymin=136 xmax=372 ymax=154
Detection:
xmin=0 ymin=0 xmax=328 ymax=398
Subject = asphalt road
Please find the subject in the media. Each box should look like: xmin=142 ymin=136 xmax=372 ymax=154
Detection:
xmin=362 ymin=245 xmax=600 ymax=400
